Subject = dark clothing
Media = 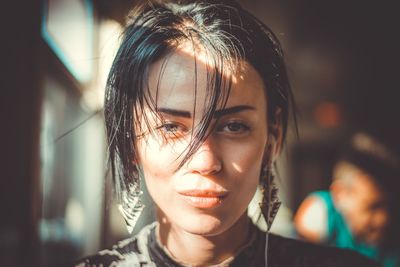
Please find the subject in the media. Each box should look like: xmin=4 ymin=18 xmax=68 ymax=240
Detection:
xmin=73 ymin=222 xmax=380 ymax=267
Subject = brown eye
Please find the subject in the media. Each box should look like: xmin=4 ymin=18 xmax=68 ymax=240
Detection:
xmin=218 ymin=121 xmax=250 ymax=134
xmin=227 ymin=123 xmax=244 ymax=132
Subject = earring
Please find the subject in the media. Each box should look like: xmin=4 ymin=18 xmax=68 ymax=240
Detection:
xmin=259 ymin=163 xmax=281 ymax=231
xmin=118 ymin=182 xmax=145 ymax=234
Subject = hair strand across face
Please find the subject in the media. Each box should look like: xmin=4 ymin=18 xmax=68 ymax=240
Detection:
xmin=104 ymin=0 xmax=296 ymax=207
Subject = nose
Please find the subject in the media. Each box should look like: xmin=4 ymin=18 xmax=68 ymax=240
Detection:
xmin=371 ymin=209 xmax=389 ymax=229
xmin=186 ymin=136 xmax=222 ymax=176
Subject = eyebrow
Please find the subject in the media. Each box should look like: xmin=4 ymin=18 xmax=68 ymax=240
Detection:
xmin=157 ymin=105 xmax=255 ymax=118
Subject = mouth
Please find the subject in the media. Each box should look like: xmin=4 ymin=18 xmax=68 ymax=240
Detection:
xmin=177 ymin=190 xmax=229 ymax=209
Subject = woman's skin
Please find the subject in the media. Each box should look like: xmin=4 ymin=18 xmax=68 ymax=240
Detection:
xmin=136 ymin=43 xmax=270 ymax=266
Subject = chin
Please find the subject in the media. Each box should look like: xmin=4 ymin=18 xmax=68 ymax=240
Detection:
xmin=178 ymin=213 xmax=233 ymax=237
xmin=365 ymin=234 xmax=384 ymax=246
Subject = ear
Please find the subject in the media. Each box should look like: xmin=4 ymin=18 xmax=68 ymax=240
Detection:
xmin=261 ymin=108 xmax=283 ymax=166
xmin=132 ymin=150 xmax=140 ymax=166
xmin=268 ymin=107 xmax=284 ymax=161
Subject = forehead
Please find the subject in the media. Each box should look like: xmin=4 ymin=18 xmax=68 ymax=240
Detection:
xmin=146 ymin=46 xmax=266 ymax=113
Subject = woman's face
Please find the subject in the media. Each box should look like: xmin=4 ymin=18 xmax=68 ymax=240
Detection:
xmin=136 ymin=47 xmax=269 ymax=237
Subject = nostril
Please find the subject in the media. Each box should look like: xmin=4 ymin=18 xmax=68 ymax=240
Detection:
xmin=188 ymin=148 xmax=223 ymax=175
xmin=200 ymin=160 xmax=222 ymax=175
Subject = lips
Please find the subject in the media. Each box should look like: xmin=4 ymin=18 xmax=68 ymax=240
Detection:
xmin=177 ymin=190 xmax=229 ymax=209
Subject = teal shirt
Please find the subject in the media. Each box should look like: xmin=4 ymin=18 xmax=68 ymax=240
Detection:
xmin=312 ymin=191 xmax=400 ymax=267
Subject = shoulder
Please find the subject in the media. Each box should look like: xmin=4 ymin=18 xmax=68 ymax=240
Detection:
xmin=269 ymin=234 xmax=381 ymax=267
xmin=72 ymin=223 xmax=156 ymax=267
xmin=294 ymin=191 xmax=330 ymax=242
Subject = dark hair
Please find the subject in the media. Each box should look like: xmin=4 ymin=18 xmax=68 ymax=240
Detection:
xmin=104 ymin=0 xmax=295 ymax=205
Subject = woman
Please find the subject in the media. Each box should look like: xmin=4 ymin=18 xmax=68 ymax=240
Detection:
xmin=76 ymin=1 xmax=379 ymax=266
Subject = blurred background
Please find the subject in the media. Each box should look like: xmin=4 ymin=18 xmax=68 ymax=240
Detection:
xmin=1 ymin=0 xmax=399 ymax=266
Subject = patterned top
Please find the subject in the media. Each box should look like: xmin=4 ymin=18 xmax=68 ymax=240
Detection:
xmin=72 ymin=222 xmax=380 ymax=267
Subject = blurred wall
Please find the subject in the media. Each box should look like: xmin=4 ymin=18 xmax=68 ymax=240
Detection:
xmin=240 ymin=0 xmax=400 ymax=210
xmin=1 ymin=0 xmax=42 ymax=266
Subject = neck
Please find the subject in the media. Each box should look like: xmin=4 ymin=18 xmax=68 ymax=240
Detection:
xmin=157 ymin=214 xmax=251 ymax=266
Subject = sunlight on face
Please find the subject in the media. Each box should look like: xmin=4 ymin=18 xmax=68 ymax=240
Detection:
xmin=175 ymin=39 xmax=240 ymax=84
xmin=136 ymin=43 xmax=268 ymax=237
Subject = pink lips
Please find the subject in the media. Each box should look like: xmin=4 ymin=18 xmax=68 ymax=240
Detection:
xmin=178 ymin=190 xmax=228 ymax=209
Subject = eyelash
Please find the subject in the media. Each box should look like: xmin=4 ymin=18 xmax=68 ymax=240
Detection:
xmin=217 ymin=121 xmax=251 ymax=135
xmin=156 ymin=122 xmax=188 ymax=138
xmin=156 ymin=120 xmax=251 ymax=139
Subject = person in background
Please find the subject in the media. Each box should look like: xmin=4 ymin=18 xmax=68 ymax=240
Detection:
xmin=295 ymin=132 xmax=400 ymax=267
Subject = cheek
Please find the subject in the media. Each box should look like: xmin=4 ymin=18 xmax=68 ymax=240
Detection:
xmin=230 ymin=133 xmax=266 ymax=170
xmin=347 ymin=202 xmax=371 ymax=228
xmin=226 ymin=138 xmax=265 ymax=190
xmin=138 ymin=135 xmax=182 ymax=173
xmin=137 ymin=138 xmax=180 ymax=194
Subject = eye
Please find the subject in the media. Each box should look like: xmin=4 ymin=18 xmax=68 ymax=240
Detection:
xmin=156 ymin=122 xmax=187 ymax=138
xmin=218 ymin=121 xmax=251 ymax=134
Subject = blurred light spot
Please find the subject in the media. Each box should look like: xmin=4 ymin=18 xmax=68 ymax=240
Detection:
xmin=313 ymin=101 xmax=343 ymax=128
xmin=65 ymin=198 xmax=85 ymax=240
